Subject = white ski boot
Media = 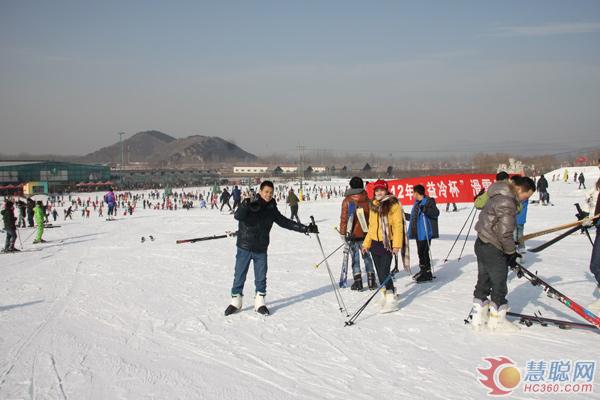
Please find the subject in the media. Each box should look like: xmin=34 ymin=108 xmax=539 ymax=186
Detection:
xmin=224 ymin=294 xmax=242 ymax=316
xmin=380 ymin=289 xmax=400 ymax=314
xmin=254 ymin=292 xmax=270 ymax=316
xmin=469 ymin=299 xmax=489 ymax=331
xmin=375 ymin=289 xmax=387 ymax=306
xmin=488 ymin=303 xmax=520 ymax=333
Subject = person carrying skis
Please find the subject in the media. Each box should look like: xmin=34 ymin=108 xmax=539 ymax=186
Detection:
xmin=225 ymin=180 xmax=318 ymax=317
xmin=407 ymin=184 xmax=440 ymax=283
xmin=33 ymin=201 xmax=46 ymax=244
xmin=220 ymin=188 xmax=232 ymax=212
xmin=104 ymin=188 xmax=116 ymax=220
xmin=361 ymin=179 xmax=405 ymax=313
xmin=287 ymin=188 xmax=301 ymax=223
xmin=470 ymin=176 xmax=536 ymax=332
xmin=339 ymin=176 xmax=376 ymax=290
xmin=2 ymin=200 xmax=18 ymax=253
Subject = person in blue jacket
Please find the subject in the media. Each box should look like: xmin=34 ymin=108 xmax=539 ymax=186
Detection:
xmin=515 ymin=199 xmax=529 ymax=251
xmin=408 ymin=185 xmax=440 ymax=283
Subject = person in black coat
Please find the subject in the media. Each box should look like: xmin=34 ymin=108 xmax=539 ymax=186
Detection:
xmin=2 ymin=200 xmax=18 ymax=252
xmin=220 ymin=188 xmax=232 ymax=212
xmin=225 ymin=180 xmax=318 ymax=316
xmin=536 ymin=174 xmax=549 ymax=205
xmin=26 ymin=198 xmax=35 ymax=227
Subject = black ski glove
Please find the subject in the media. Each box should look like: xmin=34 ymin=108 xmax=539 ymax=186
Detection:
xmin=506 ymin=252 xmax=522 ymax=268
xmin=305 ymin=222 xmax=319 ymax=234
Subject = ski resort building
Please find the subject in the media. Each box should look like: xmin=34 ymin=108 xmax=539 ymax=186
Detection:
xmin=0 ymin=161 xmax=110 ymax=192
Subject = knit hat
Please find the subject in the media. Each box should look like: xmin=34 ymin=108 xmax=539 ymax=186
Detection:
xmin=349 ymin=176 xmax=364 ymax=189
xmin=372 ymin=179 xmax=388 ymax=192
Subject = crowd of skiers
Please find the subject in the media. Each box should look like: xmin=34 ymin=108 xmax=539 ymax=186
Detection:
xmin=1 ymin=198 xmax=49 ymax=252
xmin=222 ymin=165 xmax=600 ymax=327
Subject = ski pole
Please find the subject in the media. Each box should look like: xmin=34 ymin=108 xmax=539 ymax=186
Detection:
xmin=310 ymin=215 xmax=349 ymax=316
xmin=345 ymin=264 xmax=396 ymax=326
xmin=314 ymin=242 xmax=345 ymax=268
xmin=176 ymin=231 xmax=237 ymax=244
xmin=457 ymin=209 xmax=478 ymax=261
xmin=442 ymin=205 xmax=475 ymax=262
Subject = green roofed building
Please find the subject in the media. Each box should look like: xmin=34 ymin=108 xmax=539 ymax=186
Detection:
xmin=0 ymin=161 xmax=110 ymax=191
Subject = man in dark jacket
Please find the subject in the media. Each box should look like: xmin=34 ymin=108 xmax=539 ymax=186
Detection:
xmin=287 ymin=188 xmax=300 ymax=223
xmin=2 ymin=200 xmax=19 ymax=252
xmin=339 ymin=176 xmax=375 ymax=290
xmin=26 ymin=198 xmax=35 ymax=227
xmin=470 ymin=176 xmax=535 ymax=332
xmin=231 ymin=186 xmax=242 ymax=211
xmin=220 ymin=188 xmax=232 ymax=212
xmin=578 ymin=172 xmax=586 ymax=190
xmin=408 ymin=185 xmax=439 ymax=283
xmin=536 ymin=174 xmax=549 ymax=205
xmin=225 ymin=180 xmax=318 ymax=316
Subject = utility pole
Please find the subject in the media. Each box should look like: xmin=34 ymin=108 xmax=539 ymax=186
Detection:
xmin=298 ymin=145 xmax=305 ymax=198
xmin=118 ymin=132 xmax=126 ymax=168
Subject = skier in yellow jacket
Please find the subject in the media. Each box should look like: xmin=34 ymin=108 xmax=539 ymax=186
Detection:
xmin=362 ymin=179 xmax=404 ymax=313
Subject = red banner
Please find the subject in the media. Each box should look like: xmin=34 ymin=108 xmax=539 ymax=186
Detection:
xmin=366 ymin=174 xmax=497 ymax=205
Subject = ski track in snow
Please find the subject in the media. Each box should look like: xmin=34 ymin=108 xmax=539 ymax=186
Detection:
xmin=1 ymin=172 xmax=599 ymax=399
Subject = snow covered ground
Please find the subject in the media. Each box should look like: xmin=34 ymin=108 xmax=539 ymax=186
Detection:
xmin=1 ymin=174 xmax=599 ymax=399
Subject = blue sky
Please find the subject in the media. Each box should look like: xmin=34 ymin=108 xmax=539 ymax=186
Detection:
xmin=1 ymin=1 xmax=599 ymax=156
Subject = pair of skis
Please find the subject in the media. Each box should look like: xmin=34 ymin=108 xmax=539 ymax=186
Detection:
xmin=510 ymin=262 xmax=600 ymax=331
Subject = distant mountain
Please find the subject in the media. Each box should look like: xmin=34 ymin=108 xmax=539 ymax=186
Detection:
xmin=81 ymin=130 xmax=258 ymax=165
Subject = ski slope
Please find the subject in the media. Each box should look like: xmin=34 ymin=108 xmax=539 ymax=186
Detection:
xmin=1 ymin=178 xmax=599 ymax=399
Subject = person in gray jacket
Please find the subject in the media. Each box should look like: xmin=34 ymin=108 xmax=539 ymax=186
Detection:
xmin=470 ymin=176 xmax=536 ymax=332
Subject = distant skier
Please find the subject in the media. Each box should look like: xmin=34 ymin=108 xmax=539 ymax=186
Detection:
xmin=26 ymin=198 xmax=35 ymax=227
xmin=578 ymin=172 xmax=586 ymax=190
xmin=407 ymin=184 xmax=440 ymax=283
xmin=445 ymin=202 xmax=457 ymax=212
xmin=287 ymin=188 xmax=300 ymax=223
xmin=536 ymin=174 xmax=549 ymax=206
xmin=563 ymin=169 xmax=569 ymax=183
xmin=2 ymin=200 xmax=18 ymax=253
xmin=469 ymin=176 xmax=536 ymax=332
xmin=219 ymin=188 xmax=232 ymax=212
xmin=17 ymin=200 xmax=26 ymax=228
xmin=231 ymin=186 xmax=242 ymax=211
xmin=104 ymin=188 xmax=116 ymax=220
xmin=338 ymin=176 xmax=375 ymax=291
xmin=65 ymin=205 xmax=73 ymax=220
xmin=33 ymin=201 xmax=46 ymax=244
xmin=224 ymin=180 xmax=318 ymax=316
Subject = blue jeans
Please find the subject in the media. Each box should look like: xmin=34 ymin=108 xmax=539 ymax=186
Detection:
xmin=350 ymin=240 xmax=374 ymax=275
xmin=231 ymin=247 xmax=268 ymax=296
xmin=591 ymin=229 xmax=600 ymax=286
xmin=514 ymin=224 xmax=525 ymax=247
